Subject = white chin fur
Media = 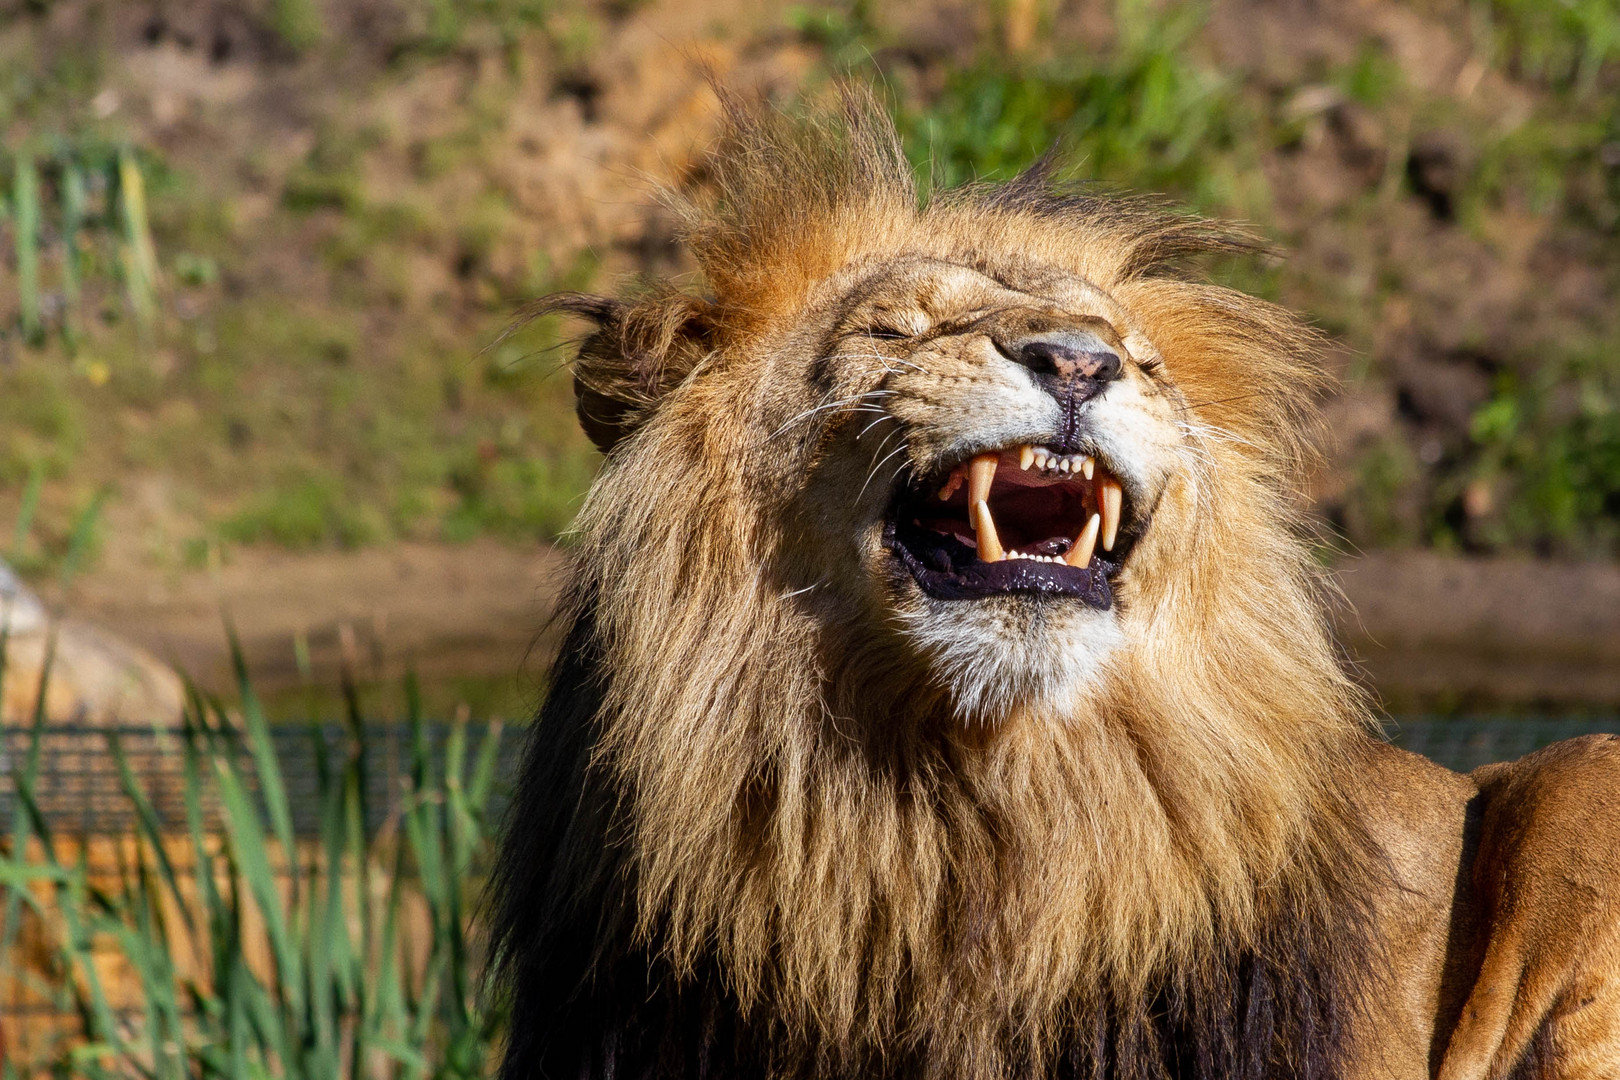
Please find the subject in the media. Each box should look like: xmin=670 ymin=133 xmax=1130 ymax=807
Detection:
xmin=897 ymin=599 xmax=1124 ymax=723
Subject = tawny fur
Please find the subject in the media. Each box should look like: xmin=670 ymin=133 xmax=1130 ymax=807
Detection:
xmin=490 ymin=91 xmax=1620 ymax=1080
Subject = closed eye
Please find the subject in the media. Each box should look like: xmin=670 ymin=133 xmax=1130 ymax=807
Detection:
xmin=866 ymin=326 xmax=912 ymax=341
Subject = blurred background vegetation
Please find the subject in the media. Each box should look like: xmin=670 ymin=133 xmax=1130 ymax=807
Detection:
xmin=0 ymin=0 xmax=1616 ymax=574
xmin=0 ymin=0 xmax=1617 ymax=717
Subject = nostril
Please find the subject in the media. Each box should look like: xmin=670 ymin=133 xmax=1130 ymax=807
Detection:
xmin=1017 ymin=339 xmax=1074 ymax=375
xmin=1082 ymin=350 xmax=1122 ymax=383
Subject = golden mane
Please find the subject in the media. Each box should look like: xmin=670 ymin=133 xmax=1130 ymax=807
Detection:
xmin=492 ymin=91 xmax=1387 ymax=1080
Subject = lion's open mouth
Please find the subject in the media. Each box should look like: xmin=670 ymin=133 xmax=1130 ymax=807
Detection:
xmin=883 ymin=445 xmax=1133 ymax=607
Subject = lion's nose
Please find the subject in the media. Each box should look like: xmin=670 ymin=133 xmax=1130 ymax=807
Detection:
xmin=1010 ymin=331 xmax=1124 ymax=392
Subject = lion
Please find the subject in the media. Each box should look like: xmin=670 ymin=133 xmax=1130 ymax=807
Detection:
xmin=488 ymin=93 xmax=1620 ymax=1080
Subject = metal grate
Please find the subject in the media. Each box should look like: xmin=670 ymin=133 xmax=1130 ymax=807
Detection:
xmin=1389 ymin=716 xmax=1620 ymax=774
xmin=0 ymin=722 xmax=522 ymax=836
xmin=2 ymin=718 xmax=1617 ymax=836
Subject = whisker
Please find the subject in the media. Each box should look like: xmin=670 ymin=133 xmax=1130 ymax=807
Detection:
xmin=1182 ymin=392 xmax=1266 ymax=410
xmin=858 ymin=441 xmax=911 ymax=504
xmin=764 ymin=396 xmax=867 ymax=441
xmin=858 ymin=414 xmax=898 ymax=439
xmin=1177 ymin=419 xmax=1260 ymax=455
xmin=823 ymin=351 xmax=932 ymax=376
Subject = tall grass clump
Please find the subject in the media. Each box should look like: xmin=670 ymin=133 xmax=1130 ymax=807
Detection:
xmin=903 ymin=0 xmax=1237 ymax=205
xmin=0 ymin=638 xmax=506 ymax=1079
xmin=795 ymin=0 xmax=1248 ymax=214
xmin=3 ymin=141 xmax=163 ymax=348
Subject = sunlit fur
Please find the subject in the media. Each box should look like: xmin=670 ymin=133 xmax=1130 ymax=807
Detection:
xmin=491 ymin=91 xmax=1388 ymax=1079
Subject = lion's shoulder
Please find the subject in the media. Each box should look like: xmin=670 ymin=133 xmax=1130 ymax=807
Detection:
xmin=1435 ymin=734 xmax=1620 ymax=1079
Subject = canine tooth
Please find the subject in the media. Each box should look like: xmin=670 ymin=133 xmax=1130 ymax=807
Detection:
xmin=1066 ymin=513 xmax=1101 ymax=568
xmin=1020 ymin=445 xmax=1035 ymax=470
xmin=1100 ymin=476 xmax=1123 ymax=551
xmin=972 ymin=501 xmax=1005 ymax=562
xmin=968 ymin=454 xmax=998 ymax=506
xmin=1082 ymin=456 xmax=1095 ymax=480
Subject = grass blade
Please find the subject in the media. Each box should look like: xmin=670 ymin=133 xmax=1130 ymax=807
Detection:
xmin=13 ymin=153 xmax=42 ymax=344
xmin=117 ymin=147 xmax=159 ymax=327
xmin=60 ymin=159 xmax=86 ymax=345
xmin=107 ymin=730 xmax=195 ymax=936
xmin=9 ymin=460 xmax=44 ymax=562
xmin=58 ymin=487 xmax=107 ymax=591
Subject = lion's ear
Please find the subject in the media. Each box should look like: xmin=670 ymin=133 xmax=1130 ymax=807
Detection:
xmin=534 ymin=291 xmax=718 ymax=454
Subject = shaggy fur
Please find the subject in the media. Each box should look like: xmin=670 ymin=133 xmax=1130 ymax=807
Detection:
xmin=489 ymin=91 xmax=1395 ymax=1080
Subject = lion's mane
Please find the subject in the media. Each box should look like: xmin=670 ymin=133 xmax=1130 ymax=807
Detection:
xmin=490 ymin=94 xmax=1388 ymax=1080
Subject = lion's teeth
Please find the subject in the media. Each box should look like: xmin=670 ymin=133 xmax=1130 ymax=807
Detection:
xmin=991 ymin=446 xmax=1094 ymax=477
xmin=1066 ymin=513 xmax=1101 ymax=568
xmin=1039 ymin=452 xmax=1088 ymax=474
xmin=938 ymin=469 xmax=964 ymax=501
xmin=1099 ymin=476 xmax=1122 ymax=551
xmin=971 ymin=501 xmax=1005 ymax=562
xmin=968 ymin=453 xmax=998 ymax=506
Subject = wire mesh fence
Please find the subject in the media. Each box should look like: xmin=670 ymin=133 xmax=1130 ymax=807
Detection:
xmin=1389 ymin=716 xmax=1620 ymax=773
xmin=3 ymin=716 xmax=1617 ymax=838
xmin=0 ymin=721 xmax=509 ymax=837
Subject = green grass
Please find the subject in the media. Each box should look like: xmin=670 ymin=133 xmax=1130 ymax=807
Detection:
xmin=0 ymin=640 xmax=506 ymax=1079
xmin=1459 ymin=344 xmax=1620 ymax=554
xmin=1479 ymin=0 xmax=1620 ymax=94
xmin=901 ymin=3 xmax=1258 ymax=214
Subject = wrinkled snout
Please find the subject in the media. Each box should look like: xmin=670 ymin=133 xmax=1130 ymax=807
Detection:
xmin=991 ymin=315 xmax=1127 ymax=409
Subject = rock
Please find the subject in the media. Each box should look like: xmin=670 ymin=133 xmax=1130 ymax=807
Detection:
xmin=1 ymin=562 xmax=185 ymax=726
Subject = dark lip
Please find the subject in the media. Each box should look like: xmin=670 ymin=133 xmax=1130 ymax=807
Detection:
xmin=883 ymin=516 xmax=1118 ymax=606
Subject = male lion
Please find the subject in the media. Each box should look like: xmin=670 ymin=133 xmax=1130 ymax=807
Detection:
xmin=489 ymin=96 xmax=1620 ymax=1080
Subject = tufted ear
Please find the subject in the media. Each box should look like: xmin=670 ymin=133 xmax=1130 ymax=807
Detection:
xmin=528 ymin=291 xmax=719 ymax=454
